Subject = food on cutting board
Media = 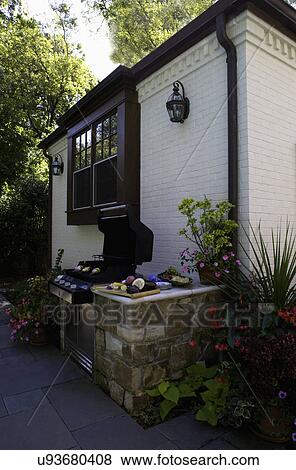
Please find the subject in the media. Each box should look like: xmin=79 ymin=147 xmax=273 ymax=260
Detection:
xmin=104 ymin=276 xmax=157 ymax=295
xmin=91 ymin=267 xmax=101 ymax=275
xmin=132 ymin=278 xmax=145 ymax=290
xmin=158 ymin=266 xmax=192 ymax=287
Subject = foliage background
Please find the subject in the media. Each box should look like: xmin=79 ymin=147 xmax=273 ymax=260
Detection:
xmin=0 ymin=0 xmax=96 ymax=276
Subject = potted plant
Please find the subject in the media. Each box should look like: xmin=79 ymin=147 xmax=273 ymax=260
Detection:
xmin=7 ymin=249 xmax=64 ymax=346
xmin=178 ymin=197 xmax=239 ymax=284
xmin=233 ymin=332 xmax=296 ymax=443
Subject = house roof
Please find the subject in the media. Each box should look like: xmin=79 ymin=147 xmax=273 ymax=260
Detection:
xmin=40 ymin=0 xmax=296 ymax=149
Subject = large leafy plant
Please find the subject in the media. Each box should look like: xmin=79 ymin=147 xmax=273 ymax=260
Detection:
xmin=146 ymin=362 xmax=225 ymax=423
xmin=224 ymin=224 xmax=296 ymax=308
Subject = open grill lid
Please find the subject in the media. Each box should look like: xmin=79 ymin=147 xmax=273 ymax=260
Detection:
xmin=98 ymin=204 xmax=153 ymax=265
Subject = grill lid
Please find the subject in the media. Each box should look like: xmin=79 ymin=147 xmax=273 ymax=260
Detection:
xmin=98 ymin=204 xmax=153 ymax=265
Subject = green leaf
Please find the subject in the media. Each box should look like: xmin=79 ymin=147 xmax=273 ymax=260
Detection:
xmin=196 ymin=403 xmax=218 ymax=426
xmin=186 ymin=362 xmax=218 ymax=379
xmin=158 ymin=381 xmax=170 ymax=396
xmin=160 ymin=400 xmax=177 ymax=421
xmin=162 ymin=384 xmax=180 ymax=404
xmin=179 ymin=383 xmax=196 ymax=398
xmin=146 ymin=388 xmax=161 ymax=397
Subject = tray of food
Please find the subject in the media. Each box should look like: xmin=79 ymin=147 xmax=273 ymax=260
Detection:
xmin=157 ymin=266 xmax=192 ymax=287
xmin=92 ymin=276 xmax=160 ymax=299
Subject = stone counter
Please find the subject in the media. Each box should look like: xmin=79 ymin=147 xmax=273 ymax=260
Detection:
xmin=91 ymin=285 xmax=224 ymax=413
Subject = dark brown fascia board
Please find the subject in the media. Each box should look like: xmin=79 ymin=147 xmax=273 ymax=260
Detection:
xmin=39 ymin=125 xmax=66 ymax=150
xmin=57 ymin=65 xmax=135 ymax=129
xmin=40 ymin=0 xmax=296 ymax=149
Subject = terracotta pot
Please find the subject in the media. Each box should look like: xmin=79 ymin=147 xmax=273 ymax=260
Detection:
xmin=199 ymin=267 xmax=222 ymax=285
xmin=29 ymin=323 xmax=48 ymax=347
xmin=250 ymin=405 xmax=292 ymax=443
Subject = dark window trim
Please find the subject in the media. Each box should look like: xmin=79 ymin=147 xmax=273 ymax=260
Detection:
xmin=67 ymin=88 xmax=140 ymax=226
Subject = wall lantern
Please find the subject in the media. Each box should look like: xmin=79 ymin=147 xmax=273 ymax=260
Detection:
xmin=52 ymin=154 xmax=64 ymax=176
xmin=166 ymin=80 xmax=190 ymax=123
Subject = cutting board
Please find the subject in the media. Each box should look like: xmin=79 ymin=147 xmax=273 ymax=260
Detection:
xmin=92 ymin=285 xmax=161 ymax=299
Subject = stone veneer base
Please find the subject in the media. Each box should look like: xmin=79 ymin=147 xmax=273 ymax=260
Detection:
xmin=60 ymin=285 xmax=224 ymax=413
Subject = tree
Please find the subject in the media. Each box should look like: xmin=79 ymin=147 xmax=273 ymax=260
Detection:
xmin=85 ymin=0 xmax=214 ymax=66
xmin=0 ymin=1 xmax=96 ymax=192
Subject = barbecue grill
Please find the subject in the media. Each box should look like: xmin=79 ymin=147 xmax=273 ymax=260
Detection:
xmin=49 ymin=204 xmax=154 ymax=305
xmin=48 ymin=204 xmax=153 ymax=374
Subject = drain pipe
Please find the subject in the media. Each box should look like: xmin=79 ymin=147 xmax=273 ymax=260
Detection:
xmin=216 ymin=13 xmax=239 ymax=250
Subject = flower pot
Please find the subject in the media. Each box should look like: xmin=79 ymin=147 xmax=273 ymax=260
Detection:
xmin=199 ymin=267 xmax=222 ymax=285
xmin=250 ymin=405 xmax=292 ymax=443
xmin=29 ymin=323 xmax=48 ymax=347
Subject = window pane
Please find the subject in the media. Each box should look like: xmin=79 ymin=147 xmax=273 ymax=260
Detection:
xmin=111 ymin=114 xmax=117 ymax=134
xmin=95 ymin=143 xmax=102 ymax=161
xmin=102 ymin=119 xmax=110 ymax=139
xmin=110 ymin=134 xmax=117 ymax=156
xmin=73 ymin=167 xmax=91 ymax=209
xmin=86 ymin=146 xmax=91 ymax=166
xmin=80 ymin=132 xmax=86 ymax=152
xmin=75 ymin=136 xmax=80 ymax=154
xmin=86 ymin=129 xmax=92 ymax=147
xmin=96 ymin=123 xmax=102 ymax=142
xmin=74 ymin=153 xmax=80 ymax=171
xmin=102 ymin=139 xmax=110 ymax=159
xmin=93 ymin=158 xmax=117 ymax=205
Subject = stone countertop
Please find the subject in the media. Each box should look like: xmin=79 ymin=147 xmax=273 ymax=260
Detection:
xmin=91 ymin=284 xmax=220 ymax=305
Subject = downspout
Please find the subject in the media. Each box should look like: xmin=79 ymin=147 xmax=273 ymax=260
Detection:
xmin=216 ymin=13 xmax=239 ymax=251
xmin=43 ymin=149 xmax=53 ymax=271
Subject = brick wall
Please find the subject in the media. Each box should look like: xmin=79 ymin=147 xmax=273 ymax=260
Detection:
xmin=244 ymin=12 xmax=296 ymax=241
xmin=137 ymin=19 xmax=247 ymax=275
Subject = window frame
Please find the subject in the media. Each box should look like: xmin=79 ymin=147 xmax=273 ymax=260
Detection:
xmin=66 ymin=88 xmax=140 ymax=225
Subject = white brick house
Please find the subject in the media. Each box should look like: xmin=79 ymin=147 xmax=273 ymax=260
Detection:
xmin=41 ymin=0 xmax=296 ymax=273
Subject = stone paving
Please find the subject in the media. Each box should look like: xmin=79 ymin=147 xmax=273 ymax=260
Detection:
xmin=0 ymin=293 xmax=292 ymax=450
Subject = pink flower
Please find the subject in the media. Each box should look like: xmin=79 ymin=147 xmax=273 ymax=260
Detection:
xmin=182 ymin=266 xmax=189 ymax=273
xmin=230 ymin=252 xmax=235 ymax=257
xmin=188 ymin=339 xmax=197 ymax=349
xmin=214 ymin=272 xmax=221 ymax=278
xmin=199 ymin=262 xmax=205 ymax=269
xmin=223 ymin=255 xmax=229 ymax=261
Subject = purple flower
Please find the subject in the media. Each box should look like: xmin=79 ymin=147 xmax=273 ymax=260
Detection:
xmin=230 ymin=252 xmax=235 ymax=257
xmin=199 ymin=262 xmax=205 ymax=269
xmin=294 ymin=418 xmax=296 ymax=427
xmin=224 ymin=269 xmax=230 ymax=274
xmin=292 ymin=433 xmax=296 ymax=443
xmin=215 ymin=272 xmax=221 ymax=278
xmin=223 ymin=255 xmax=229 ymax=261
xmin=235 ymin=260 xmax=241 ymax=266
xmin=278 ymin=391 xmax=287 ymax=400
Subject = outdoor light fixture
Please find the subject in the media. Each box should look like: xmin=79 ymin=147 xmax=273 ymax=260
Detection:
xmin=52 ymin=154 xmax=64 ymax=176
xmin=166 ymin=80 xmax=190 ymax=123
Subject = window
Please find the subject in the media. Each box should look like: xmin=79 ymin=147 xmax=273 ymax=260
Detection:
xmin=73 ymin=128 xmax=92 ymax=209
xmin=72 ymin=112 xmax=118 ymax=210
xmin=66 ymin=84 xmax=140 ymax=226
xmin=93 ymin=114 xmax=118 ymax=206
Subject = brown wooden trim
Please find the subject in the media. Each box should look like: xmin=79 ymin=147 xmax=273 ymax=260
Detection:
xmin=58 ymin=66 xmax=136 ymax=129
xmin=46 ymin=152 xmax=53 ymax=269
xmin=66 ymin=86 xmax=140 ymax=225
